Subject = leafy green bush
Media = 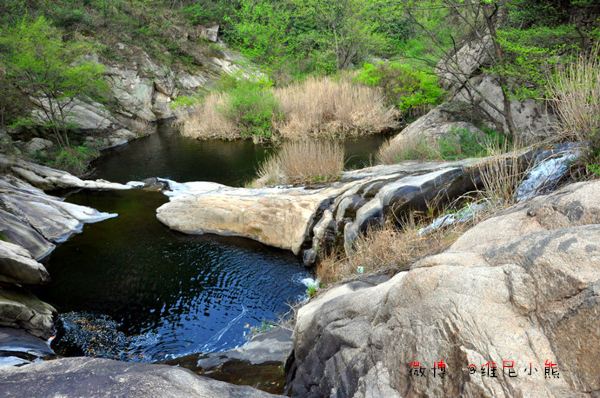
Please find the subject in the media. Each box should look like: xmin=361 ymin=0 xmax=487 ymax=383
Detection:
xmin=221 ymin=77 xmax=280 ymax=140
xmin=355 ymin=62 xmax=444 ymax=120
xmin=494 ymin=25 xmax=581 ymax=100
xmin=50 ymin=145 xmax=99 ymax=175
xmin=438 ymin=128 xmax=506 ymax=161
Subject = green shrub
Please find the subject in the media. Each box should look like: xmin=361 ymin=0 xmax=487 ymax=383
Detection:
xmin=50 ymin=145 xmax=99 ymax=175
xmin=438 ymin=128 xmax=507 ymax=161
xmin=494 ymin=25 xmax=581 ymax=100
xmin=587 ymin=162 xmax=600 ymax=178
xmin=355 ymin=62 xmax=444 ymax=120
xmin=221 ymin=77 xmax=280 ymax=140
xmin=170 ymin=94 xmax=203 ymax=110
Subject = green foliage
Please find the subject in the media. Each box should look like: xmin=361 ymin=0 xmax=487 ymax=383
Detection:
xmin=45 ymin=145 xmax=99 ymax=175
xmin=494 ymin=25 xmax=581 ymax=99
xmin=438 ymin=128 xmax=505 ymax=161
xmin=390 ymin=137 xmax=441 ymax=162
xmin=212 ymin=75 xmax=280 ymax=139
xmin=356 ymin=62 xmax=444 ymax=118
xmin=169 ymin=94 xmax=204 ymax=110
xmin=306 ymin=285 xmax=318 ymax=298
xmin=587 ymin=162 xmax=600 ymax=178
xmin=0 ymin=16 xmax=107 ymax=145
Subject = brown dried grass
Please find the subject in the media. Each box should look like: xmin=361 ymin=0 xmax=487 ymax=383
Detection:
xmin=548 ymin=46 xmax=600 ymax=147
xmin=255 ymin=140 xmax=344 ymax=186
xmin=273 ymin=76 xmax=398 ymax=139
xmin=179 ymin=92 xmax=239 ymax=140
xmin=316 ymin=216 xmax=466 ymax=284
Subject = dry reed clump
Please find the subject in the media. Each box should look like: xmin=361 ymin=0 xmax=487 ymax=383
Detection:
xmin=179 ymin=92 xmax=239 ymax=140
xmin=548 ymin=46 xmax=600 ymax=147
xmin=256 ymin=140 xmax=345 ymax=186
xmin=473 ymin=144 xmax=530 ymax=208
xmin=273 ymin=76 xmax=398 ymax=139
xmin=377 ymin=134 xmax=440 ymax=164
xmin=316 ymin=217 xmax=466 ymax=284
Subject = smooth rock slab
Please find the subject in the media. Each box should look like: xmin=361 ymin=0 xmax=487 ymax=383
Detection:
xmin=0 ymin=357 xmax=281 ymax=398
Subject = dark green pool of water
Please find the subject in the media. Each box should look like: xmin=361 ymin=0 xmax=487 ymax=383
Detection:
xmin=38 ymin=125 xmax=389 ymax=362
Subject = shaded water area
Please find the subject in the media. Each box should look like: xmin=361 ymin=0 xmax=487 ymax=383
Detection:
xmin=38 ymin=124 xmax=389 ymax=363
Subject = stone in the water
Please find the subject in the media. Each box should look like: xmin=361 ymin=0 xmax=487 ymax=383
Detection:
xmin=53 ymin=312 xmax=130 ymax=361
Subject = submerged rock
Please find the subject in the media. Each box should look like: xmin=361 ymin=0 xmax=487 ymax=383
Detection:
xmin=157 ymin=160 xmax=479 ymax=263
xmin=0 ymin=357 xmax=281 ymax=397
xmin=53 ymin=312 xmax=131 ymax=361
xmin=286 ymin=180 xmax=600 ymax=397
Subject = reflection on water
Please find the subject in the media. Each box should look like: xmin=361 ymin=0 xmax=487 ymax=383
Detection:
xmin=39 ymin=124 xmax=390 ymax=362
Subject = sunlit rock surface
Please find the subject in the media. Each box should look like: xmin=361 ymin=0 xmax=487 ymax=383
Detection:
xmin=286 ymin=180 xmax=600 ymax=397
xmin=157 ymin=160 xmax=479 ymax=262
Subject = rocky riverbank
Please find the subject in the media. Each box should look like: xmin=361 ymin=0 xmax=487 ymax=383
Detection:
xmin=0 ymin=154 xmax=136 ymax=345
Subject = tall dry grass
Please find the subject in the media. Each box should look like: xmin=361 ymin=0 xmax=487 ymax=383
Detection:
xmin=317 ymin=217 xmax=466 ymax=284
xmin=474 ymin=143 xmax=529 ymax=208
xmin=273 ymin=77 xmax=398 ymax=139
xmin=255 ymin=140 xmax=345 ymax=186
xmin=548 ymin=46 xmax=600 ymax=147
xmin=377 ymin=135 xmax=440 ymax=164
xmin=180 ymin=92 xmax=239 ymax=140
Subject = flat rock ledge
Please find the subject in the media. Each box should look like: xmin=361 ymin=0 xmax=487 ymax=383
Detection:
xmin=0 ymin=357 xmax=281 ymax=398
xmin=157 ymin=160 xmax=479 ymax=263
xmin=286 ymin=180 xmax=600 ymax=397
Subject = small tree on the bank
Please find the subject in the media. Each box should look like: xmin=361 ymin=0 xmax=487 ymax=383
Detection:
xmin=0 ymin=16 xmax=107 ymax=147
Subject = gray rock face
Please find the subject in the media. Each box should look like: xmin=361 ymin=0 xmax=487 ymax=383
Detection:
xmin=455 ymin=74 xmax=557 ymax=142
xmin=24 ymin=138 xmax=53 ymax=154
xmin=0 ymin=357 xmax=281 ymax=398
xmin=167 ymin=328 xmax=293 ymax=394
xmin=0 ymin=240 xmax=49 ymax=285
xmin=287 ymin=180 xmax=600 ymax=397
xmin=434 ymin=36 xmax=557 ymax=142
xmin=0 ymin=156 xmax=139 ymax=340
xmin=156 ymin=160 xmax=479 ymax=262
xmin=0 ymin=287 xmax=55 ymax=338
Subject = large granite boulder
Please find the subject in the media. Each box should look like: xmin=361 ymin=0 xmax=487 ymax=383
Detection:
xmin=286 ymin=180 xmax=600 ymax=397
xmin=0 ymin=240 xmax=49 ymax=285
xmin=0 ymin=357 xmax=281 ymax=397
xmin=156 ymin=160 xmax=479 ymax=262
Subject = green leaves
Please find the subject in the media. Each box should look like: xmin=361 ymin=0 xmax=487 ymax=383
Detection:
xmin=0 ymin=16 xmax=108 ymax=145
xmin=355 ymin=61 xmax=444 ymax=119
